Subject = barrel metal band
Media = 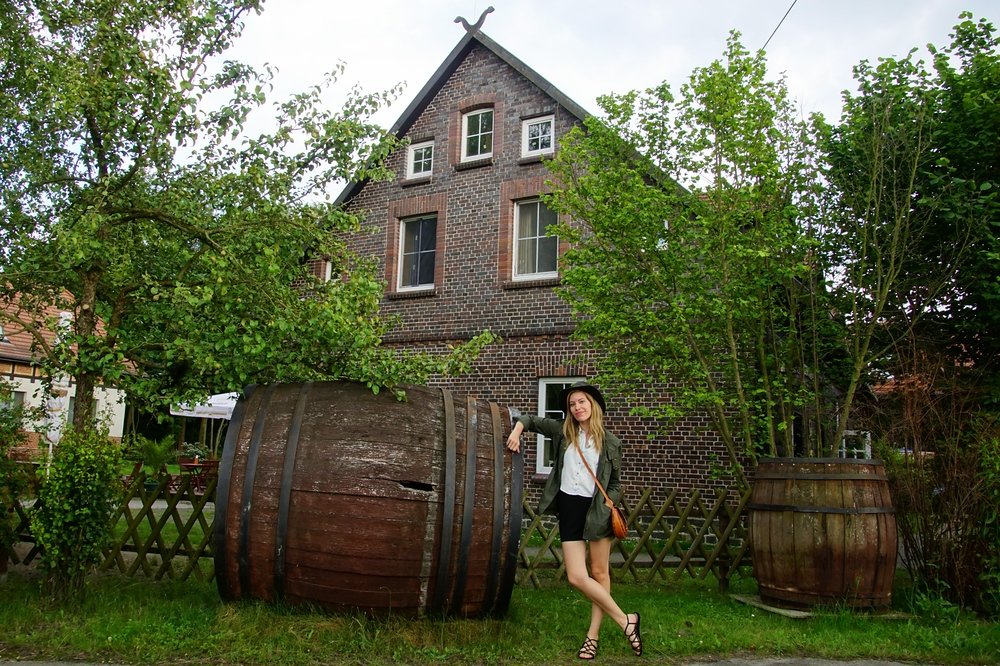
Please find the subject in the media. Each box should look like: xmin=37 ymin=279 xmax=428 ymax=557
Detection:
xmin=495 ymin=410 xmax=523 ymax=617
xmin=213 ymin=384 xmax=255 ymax=601
xmin=274 ymin=381 xmax=312 ymax=601
xmin=238 ymin=384 xmax=278 ymax=598
xmin=451 ymin=395 xmax=478 ymax=613
xmin=431 ymin=388 xmax=457 ymax=615
xmin=748 ymin=503 xmax=895 ymax=514
xmin=481 ymin=402 xmax=505 ymax=615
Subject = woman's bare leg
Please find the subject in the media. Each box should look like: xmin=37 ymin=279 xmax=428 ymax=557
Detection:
xmin=586 ymin=537 xmax=613 ymax=637
xmin=562 ymin=540 xmax=627 ymax=629
xmin=563 ymin=540 xmax=643 ymax=655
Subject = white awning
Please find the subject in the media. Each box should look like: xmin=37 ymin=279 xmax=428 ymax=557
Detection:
xmin=170 ymin=392 xmax=239 ymax=420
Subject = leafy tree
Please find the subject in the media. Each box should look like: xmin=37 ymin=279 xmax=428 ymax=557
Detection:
xmin=826 ymin=14 xmax=1000 ymax=617
xmin=825 ymin=14 xmax=999 ymax=404
xmin=546 ymin=34 xmax=841 ymax=485
xmin=930 ymin=15 xmax=1000 ymax=386
xmin=546 ymin=24 xmax=984 ymax=480
xmin=0 ymin=0 xmax=494 ymax=429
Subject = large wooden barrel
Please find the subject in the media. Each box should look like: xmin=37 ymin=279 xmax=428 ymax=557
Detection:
xmin=748 ymin=458 xmax=897 ymax=609
xmin=213 ymin=381 xmax=523 ymax=618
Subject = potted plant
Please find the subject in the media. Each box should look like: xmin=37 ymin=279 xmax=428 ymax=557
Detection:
xmin=138 ymin=435 xmax=176 ymax=492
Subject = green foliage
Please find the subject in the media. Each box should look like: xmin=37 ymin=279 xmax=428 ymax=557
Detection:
xmin=832 ymin=13 xmax=1000 ymax=617
xmin=875 ymin=383 xmax=1000 ymax=619
xmin=819 ymin=13 xmax=999 ymax=423
xmin=31 ymin=428 xmax=123 ymax=602
xmin=546 ymin=33 xmax=840 ymax=481
xmin=0 ymin=380 xmax=34 ymax=554
xmin=547 ymin=15 xmax=997 ymax=479
xmin=927 ymin=15 xmax=1000 ymax=396
xmin=978 ymin=434 xmax=1000 ymax=617
xmin=123 ymin=433 xmax=175 ymax=477
xmin=0 ymin=1 xmax=493 ymax=429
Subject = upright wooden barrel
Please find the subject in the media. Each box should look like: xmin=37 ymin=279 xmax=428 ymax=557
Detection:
xmin=213 ymin=381 xmax=523 ymax=618
xmin=748 ymin=458 xmax=897 ymax=609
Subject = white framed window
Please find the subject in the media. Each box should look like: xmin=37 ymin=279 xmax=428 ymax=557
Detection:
xmin=514 ymin=199 xmax=558 ymax=279
xmin=397 ymin=215 xmax=437 ymax=290
xmin=839 ymin=430 xmax=873 ymax=459
xmin=0 ymin=390 xmax=25 ymax=411
xmin=535 ymin=377 xmax=584 ymax=474
xmin=461 ymin=108 xmax=493 ymax=161
xmin=406 ymin=140 xmax=434 ymax=178
xmin=521 ymin=115 xmax=554 ymax=157
xmin=67 ymin=396 xmax=99 ymax=425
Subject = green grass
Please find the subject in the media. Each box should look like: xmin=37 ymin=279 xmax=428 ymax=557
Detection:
xmin=0 ymin=571 xmax=997 ymax=665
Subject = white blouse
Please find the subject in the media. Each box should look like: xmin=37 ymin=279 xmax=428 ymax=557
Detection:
xmin=560 ymin=430 xmax=599 ymax=498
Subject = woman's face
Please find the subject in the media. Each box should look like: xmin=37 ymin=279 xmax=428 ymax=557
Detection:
xmin=567 ymin=391 xmax=592 ymax=425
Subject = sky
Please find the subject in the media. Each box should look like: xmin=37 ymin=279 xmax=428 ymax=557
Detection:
xmin=226 ymin=0 xmax=999 ymax=131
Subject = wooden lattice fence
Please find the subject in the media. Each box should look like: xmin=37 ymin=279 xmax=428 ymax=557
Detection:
xmin=9 ymin=471 xmax=752 ymax=589
xmin=10 ymin=470 xmax=218 ymax=582
xmin=516 ymin=487 xmax=753 ymax=589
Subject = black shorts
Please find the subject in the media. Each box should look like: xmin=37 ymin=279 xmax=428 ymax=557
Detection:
xmin=557 ymin=491 xmax=593 ymax=542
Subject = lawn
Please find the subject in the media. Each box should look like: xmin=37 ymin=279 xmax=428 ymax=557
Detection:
xmin=0 ymin=569 xmax=996 ymax=665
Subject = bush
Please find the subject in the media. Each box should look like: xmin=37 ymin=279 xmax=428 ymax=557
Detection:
xmin=875 ymin=404 xmax=1000 ymax=618
xmin=977 ymin=434 xmax=1000 ymax=618
xmin=31 ymin=427 xmax=122 ymax=602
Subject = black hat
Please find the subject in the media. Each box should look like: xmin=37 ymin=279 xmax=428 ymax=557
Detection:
xmin=560 ymin=381 xmax=607 ymax=414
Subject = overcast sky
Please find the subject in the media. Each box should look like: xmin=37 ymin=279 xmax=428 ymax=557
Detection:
xmin=227 ymin=0 xmax=998 ymax=130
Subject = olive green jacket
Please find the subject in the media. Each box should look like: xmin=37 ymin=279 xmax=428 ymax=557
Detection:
xmin=516 ymin=414 xmax=623 ymax=540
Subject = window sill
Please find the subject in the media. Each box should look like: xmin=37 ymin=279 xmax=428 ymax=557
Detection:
xmin=387 ymin=288 xmax=438 ymax=300
xmin=502 ymin=276 xmax=561 ymax=290
xmin=454 ymin=157 xmax=493 ymax=171
xmin=401 ymin=175 xmax=432 ymax=188
xmin=517 ymin=154 xmax=549 ymax=166
xmin=531 ymin=472 xmax=551 ymax=484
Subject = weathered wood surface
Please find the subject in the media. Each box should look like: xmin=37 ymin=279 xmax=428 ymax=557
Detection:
xmin=748 ymin=458 xmax=897 ymax=609
xmin=214 ymin=381 xmax=522 ymax=618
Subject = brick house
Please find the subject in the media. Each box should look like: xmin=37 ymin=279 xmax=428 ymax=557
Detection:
xmin=334 ymin=28 xmax=728 ymax=505
xmin=0 ymin=301 xmax=126 ymax=460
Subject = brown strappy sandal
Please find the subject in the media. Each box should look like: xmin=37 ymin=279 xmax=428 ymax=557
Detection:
xmin=624 ymin=612 xmax=642 ymax=656
xmin=577 ymin=636 xmax=599 ymax=660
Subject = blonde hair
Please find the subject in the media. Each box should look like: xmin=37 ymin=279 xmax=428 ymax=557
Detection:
xmin=562 ymin=390 xmax=606 ymax=453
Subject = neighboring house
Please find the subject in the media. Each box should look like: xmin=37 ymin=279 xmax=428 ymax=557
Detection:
xmin=334 ymin=26 xmax=728 ymax=503
xmin=0 ymin=301 xmax=126 ymax=460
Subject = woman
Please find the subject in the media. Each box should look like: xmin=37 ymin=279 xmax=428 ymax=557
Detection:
xmin=506 ymin=382 xmax=642 ymax=660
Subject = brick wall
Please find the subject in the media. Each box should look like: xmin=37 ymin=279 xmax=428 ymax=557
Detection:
xmin=342 ymin=41 xmax=737 ymax=505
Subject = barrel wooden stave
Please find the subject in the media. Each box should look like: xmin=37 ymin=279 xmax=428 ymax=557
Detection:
xmin=214 ymin=381 xmax=521 ymax=618
xmin=749 ymin=458 xmax=898 ymax=609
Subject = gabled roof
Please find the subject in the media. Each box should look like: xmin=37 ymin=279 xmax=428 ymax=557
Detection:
xmin=335 ymin=30 xmax=592 ymax=207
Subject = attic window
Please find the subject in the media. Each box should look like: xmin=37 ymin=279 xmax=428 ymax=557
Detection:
xmin=521 ymin=115 xmax=554 ymax=157
xmin=461 ymin=108 xmax=493 ymax=161
xmin=0 ymin=324 xmax=10 ymax=343
xmin=407 ymin=140 xmax=434 ymax=179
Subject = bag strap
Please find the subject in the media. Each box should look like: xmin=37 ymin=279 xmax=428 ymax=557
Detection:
xmin=573 ymin=438 xmax=614 ymax=506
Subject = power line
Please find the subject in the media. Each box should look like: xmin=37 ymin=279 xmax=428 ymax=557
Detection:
xmin=762 ymin=0 xmax=798 ymax=52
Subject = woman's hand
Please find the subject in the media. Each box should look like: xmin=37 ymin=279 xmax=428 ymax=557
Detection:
xmin=506 ymin=422 xmax=524 ymax=453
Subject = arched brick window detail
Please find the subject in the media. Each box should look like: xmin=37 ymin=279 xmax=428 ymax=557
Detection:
xmin=451 ymin=94 xmax=504 ymax=165
xmin=386 ymin=194 xmax=448 ymax=295
xmin=498 ymin=176 xmax=569 ymax=285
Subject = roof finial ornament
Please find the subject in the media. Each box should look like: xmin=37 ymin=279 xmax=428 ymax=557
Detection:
xmin=455 ymin=6 xmax=494 ymax=33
